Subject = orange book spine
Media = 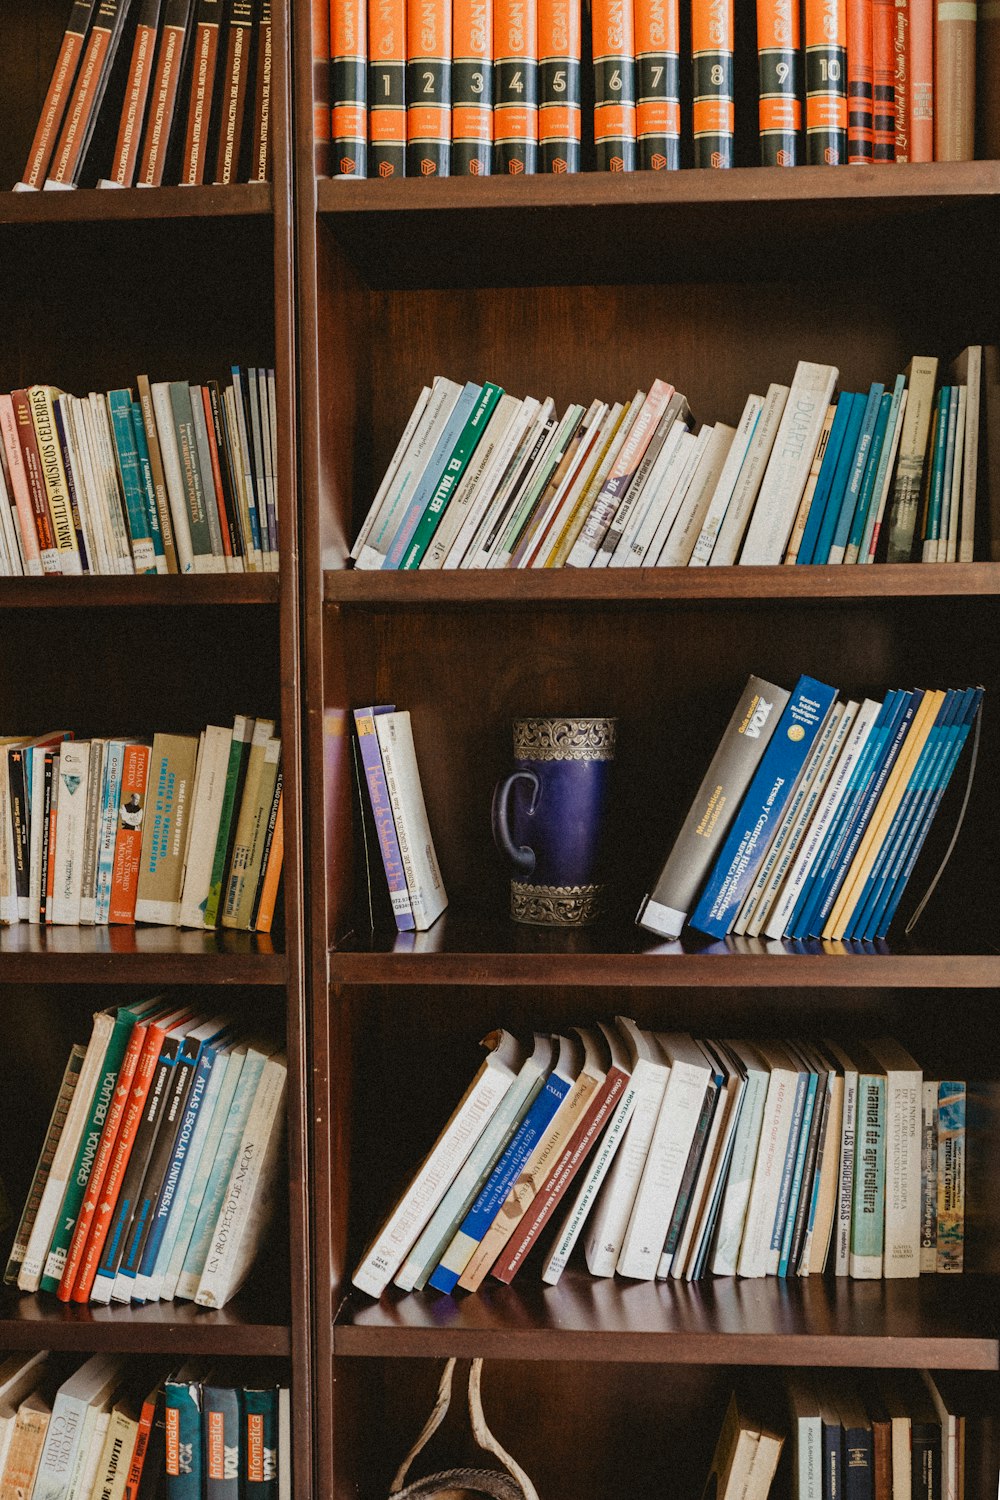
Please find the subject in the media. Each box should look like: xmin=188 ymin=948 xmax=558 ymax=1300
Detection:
xmin=692 ymin=0 xmax=735 ymax=166
xmin=137 ymin=14 xmax=191 ymax=186
xmin=909 ymin=0 xmax=933 ymax=159
xmin=201 ymin=387 xmax=234 ymax=559
xmin=894 ymin=0 xmax=909 ymax=159
xmin=872 ymin=0 xmax=895 ymax=157
xmin=332 ymin=0 xmax=368 ymax=174
xmin=123 ymin=1389 xmax=159 ymax=1500
xmin=254 ymin=790 xmax=284 ymax=932
xmin=369 ymin=0 xmax=407 ymax=177
xmin=57 ymin=1019 xmax=149 ymax=1301
xmin=107 ymin=4 xmax=163 ymax=187
xmin=452 ymin=0 xmax=493 ymax=173
xmin=181 ymin=0 xmax=225 ymax=184
xmin=846 ymin=0 xmax=874 ymax=160
xmin=47 ymin=0 xmax=120 ymax=185
xmin=934 ymin=0 xmax=976 ymax=159
xmin=757 ymin=0 xmax=801 ymax=164
xmin=593 ymin=0 xmax=636 ymax=170
xmin=108 ymin=743 xmax=150 ymax=924
xmin=314 ymin=0 xmax=332 ymax=171
xmin=805 ymin=0 xmax=848 ymax=162
xmin=20 ymin=0 xmax=98 ymax=187
xmin=538 ymin=0 xmax=581 ymax=171
xmin=636 ymin=0 xmax=680 ymax=169
xmin=493 ymin=0 xmax=537 ymax=172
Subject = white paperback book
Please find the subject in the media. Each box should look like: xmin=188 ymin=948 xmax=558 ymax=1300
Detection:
xmin=823 ymin=1039 xmax=860 ymax=1277
xmin=50 ymin=739 xmax=92 ymax=925
xmin=353 ymin=387 xmax=432 ymax=559
xmin=628 ymin=427 xmax=702 ymax=566
xmin=735 ymin=1040 xmax=802 ymax=1278
xmin=423 ymin=394 xmax=525 ymax=568
xmin=709 ymin=1041 xmax=771 ymax=1276
xmin=447 ymin=399 xmax=551 ymax=569
xmin=864 ymin=1036 xmax=922 ymax=1278
xmin=616 ymin=424 xmax=693 ymax=566
xmin=150 ymin=383 xmax=195 ymax=573
xmin=710 ymin=382 xmax=790 ymax=566
xmin=374 ymin=711 xmax=447 ymax=929
xmin=178 ymin=724 xmax=234 ymax=928
xmin=356 ymin=378 xmax=463 ymax=569
xmin=689 ymin=397 xmax=764 ymax=565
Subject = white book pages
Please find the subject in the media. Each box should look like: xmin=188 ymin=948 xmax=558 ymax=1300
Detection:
xmin=423 ymin=394 xmax=523 ymax=568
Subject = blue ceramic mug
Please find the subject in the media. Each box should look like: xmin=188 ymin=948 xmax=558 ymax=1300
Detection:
xmin=491 ymin=716 xmax=617 ymax=926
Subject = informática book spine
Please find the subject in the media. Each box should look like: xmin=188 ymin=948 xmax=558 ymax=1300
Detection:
xmin=592 ymin=0 xmax=635 ymax=170
xmin=846 ymin=0 xmax=874 ymax=161
xmin=213 ymin=0 xmax=255 ymax=184
xmin=248 ymin=0 xmax=272 ymax=181
xmin=179 ymin=0 xmax=225 ymax=183
xmin=805 ymin=0 xmax=847 ymax=163
xmin=27 ymin=387 xmax=82 ymax=574
xmin=634 ymin=0 xmax=679 ymax=169
xmin=353 ymin=707 xmax=413 ymax=930
xmin=493 ymin=0 xmax=537 ymax=172
xmin=692 ymin=0 xmax=734 ymax=166
xmin=4 ymin=1044 xmax=85 ymax=1285
xmin=108 ymin=743 xmax=151 ymax=924
xmin=936 ymin=1080 xmax=965 ymax=1271
xmin=849 ymin=1066 xmax=886 ymax=1278
xmin=104 ymin=0 xmax=163 ymax=186
xmin=165 ymin=1372 xmax=204 ymax=1500
xmin=19 ymin=0 xmax=100 ymax=188
xmin=757 ymin=0 xmax=801 ymax=164
xmin=242 ymin=1386 xmax=278 ymax=1499
xmin=203 ymin=1383 xmax=240 ymax=1500
xmin=407 ymin=0 xmax=451 ymax=174
xmin=450 ymin=0 xmax=492 ymax=174
xmin=537 ymin=0 xmax=580 ymax=171
xmin=374 ymin=711 xmax=447 ymax=929
xmin=331 ymin=0 xmax=367 ymax=175
xmin=368 ymin=0 xmax=406 ymax=177
xmin=872 ymin=0 xmax=895 ymax=157
xmin=44 ymin=0 xmax=130 ymax=187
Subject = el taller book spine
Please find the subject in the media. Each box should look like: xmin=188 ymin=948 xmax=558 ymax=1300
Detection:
xmin=137 ymin=0 xmax=196 ymax=186
xmin=493 ymin=0 xmax=537 ymax=172
xmin=593 ymin=0 xmax=636 ymax=169
xmin=636 ymin=0 xmax=680 ymax=169
xmin=20 ymin=0 xmax=99 ymax=187
xmin=757 ymin=0 xmax=801 ymax=164
xmin=369 ymin=0 xmax=406 ymax=176
xmin=408 ymin=0 xmax=451 ymax=174
xmin=692 ymin=0 xmax=734 ymax=166
xmin=538 ymin=0 xmax=581 ymax=171
xmin=331 ymin=0 xmax=367 ymax=174
xmin=452 ymin=0 xmax=493 ymax=173
xmin=805 ymin=0 xmax=848 ymax=162
xmin=106 ymin=0 xmax=163 ymax=186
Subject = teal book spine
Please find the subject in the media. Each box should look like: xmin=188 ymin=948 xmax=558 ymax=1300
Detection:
xmin=382 ymin=383 xmax=481 ymax=569
xmin=860 ymin=373 xmax=907 ymax=561
xmin=850 ymin=1071 xmax=886 ymax=1275
xmin=827 ymin=382 xmax=884 ymax=564
xmin=243 ymin=1385 xmax=279 ymax=1497
xmin=203 ymin=1381 xmax=241 ymax=1500
xmin=108 ymin=391 xmax=157 ymax=573
xmin=778 ymin=1063 xmax=818 ymax=1276
xmin=797 ymin=393 xmax=854 ymax=565
xmin=131 ymin=397 xmax=166 ymax=568
xmin=811 ymin=394 xmax=866 ymax=565
xmin=400 ymin=383 xmax=504 ymax=569
xmin=936 ymin=1080 xmax=966 ymax=1271
xmin=165 ymin=1372 xmax=204 ymax=1500
xmin=923 ymin=386 xmax=951 ymax=556
xmin=845 ymin=391 xmax=892 ymax=563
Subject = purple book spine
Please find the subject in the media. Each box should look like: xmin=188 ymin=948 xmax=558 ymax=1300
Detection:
xmin=354 ymin=706 xmax=415 ymax=930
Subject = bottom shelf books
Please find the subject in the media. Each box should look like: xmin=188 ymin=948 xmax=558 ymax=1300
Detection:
xmin=352 ymin=1022 xmax=967 ymax=1297
xmin=0 ymin=1350 xmax=289 ymax=1500
xmin=5 ymin=1001 xmax=287 ymax=1310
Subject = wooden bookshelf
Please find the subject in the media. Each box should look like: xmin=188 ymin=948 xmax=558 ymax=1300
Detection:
xmin=0 ymin=3 xmax=311 ymax=1494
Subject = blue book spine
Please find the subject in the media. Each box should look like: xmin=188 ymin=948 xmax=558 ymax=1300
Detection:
xmin=768 ymin=1068 xmax=807 ymax=1265
xmin=842 ymin=1417 xmax=874 ymax=1500
xmin=428 ymin=1070 xmax=570 ymax=1293
xmin=828 ymin=383 xmax=884 ymax=563
xmin=777 ymin=1064 xmax=818 ymax=1276
xmin=108 ymin=391 xmax=157 ymax=573
xmin=797 ymin=394 xmax=854 ymax=565
xmin=846 ymin=392 xmax=892 ymax=562
xmin=243 ymin=1386 xmax=279 ymax=1497
xmin=382 ymin=384 xmax=481 ymax=569
xmin=165 ymin=1374 xmax=204 ymax=1500
xmin=353 ymin=705 xmax=414 ymax=931
xmin=873 ymin=688 xmax=983 ymax=939
xmin=823 ymin=1414 xmax=842 ymax=1500
xmin=204 ymin=1383 xmax=241 ymax=1500
xmin=94 ymin=740 xmax=126 ymax=924
xmin=922 ymin=387 xmax=949 ymax=555
xmin=810 ymin=395 xmax=866 ymax=565
xmin=690 ymin=675 xmax=839 ymax=938
xmin=131 ymin=398 xmax=166 ymax=567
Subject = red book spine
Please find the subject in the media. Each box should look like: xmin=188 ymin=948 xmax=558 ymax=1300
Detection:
xmin=21 ymin=0 xmax=99 ymax=187
xmin=908 ymin=0 xmax=933 ymax=159
xmin=846 ymin=0 xmax=874 ymax=160
xmin=10 ymin=391 xmax=60 ymax=572
xmin=107 ymin=0 xmax=164 ymax=186
xmin=138 ymin=6 xmax=195 ymax=186
xmin=181 ymin=0 xmax=225 ymax=183
xmin=893 ymin=0 xmax=909 ymax=160
xmin=47 ymin=0 xmax=124 ymax=185
xmin=123 ymin=1387 xmax=160 ymax=1499
xmin=492 ymin=1065 xmax=630 ymax=1283
xmin=871 ymin=0 xmax=895 ymax=157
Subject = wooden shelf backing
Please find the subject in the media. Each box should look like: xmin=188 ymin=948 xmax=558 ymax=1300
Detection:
xmin=0 ymin=1287 xmax=290 ymax=1355
xmin=0 ymin=925 xmax=286 ymax=985
xmin=0 ymin=184 xmax=272 ymax=227
xmin=334 ymin=1271 xmax=999 ymax=1369
xmin=324 ymin=562 xmax=1000 ymax=607
xmin=0 ymin=576 xmax=280 ymax=609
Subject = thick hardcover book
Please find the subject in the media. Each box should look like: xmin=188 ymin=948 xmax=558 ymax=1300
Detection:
xmin=692 ymin=0 xmax=734 ymax=166
xmin=451 ymin=0 xmax=492 ymax=174
xmin=846 ymin=0 xmax=874 ymax=161
xmin=406 ymin=0 xmax=451 ymax=175
xmin=805 ymin=0 xmax=848 ymax=163
xmin=134 ymin=733 xmax=199 ymax=924
xmin=493 ymin=0 xmax=538 ymax=172
xmin=538 ymin=0 xmax=581 ymax=171
xmin=21 ymin=0 xmax=100 ymax=187
xmin=638 ymin=675 xmax=789 ymax=940
xmin=757 ymin=0 xmax=801 ymax=164
xmin=135 ymin=0 xmax=196 ymax=184
xmin=934 ymin=0 xmax=975 ymax=159
xmin=179 ymin=0 xmax=225 ymax=183
xmin=45 ymin=0 xmax=134 ymax=186
xmin=592 ymin=0 xmax=636 ymax=170
xmin=353 ymin=706 xmax=413 ymax=930
xmin=4 ymin=1045 xmax=85 ymax=1285
xmin=165 ymin=1365 xmax=205 ymax=1500
xmin=105 ymin=0 xmax=163 ymax=186
xmin=836 ymin=1386 xmax=874 ymax=1500
xmin=872 ymin=0 xmax=895 ymax=158
xmin=248 ymin=0 xmax=272 ymax=181
xmin=243 ymin=1383 xmax=278 ymax=1498
xmin=368 ymin=0 xmax=406 ymax=177
xmin=212 ymin=0 xmax=256 ymax=183
xmin=331 ymin=0 xmax=367 ymax=175
xmin=203 ymin=1380 xmax=240 ymax=1500
xmin=635 ymin=0 xmax=679 ymax=169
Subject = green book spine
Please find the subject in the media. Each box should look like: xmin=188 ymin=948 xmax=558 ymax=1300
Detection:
xmin=204 ymin=716 xmax=254 ymax=929
xmin=242 ymin=1384 xmax=278 ymax=1497
xmin=168 ymin=380 xmax=214 ymax=562
xmin=4 ymin=1044 xmax=85 ymax=1284
xmin=131 ymin=398 xmax=166 ymax=568
xmin=108 ymin=391 xmax=157 ymax=574
xmin=923 ymin=387 xmax=951 ymax=553
xmin=400 ymin=383 xmax=504 ymax=570
xmin=849 ymin=1072 xmax=886 ymax=1276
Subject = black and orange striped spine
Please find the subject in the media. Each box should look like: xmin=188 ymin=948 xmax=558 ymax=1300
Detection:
xmin=452 ymin=0 xmax=493 ymax=174
xmin=757 ymin=0 xmax=801 ymax=164
xmin=314 ymin=0 xmax=332 ymax=172
xmin=539 ymin=0 xmax=581 ymax=171
xmin=593 ymin=0 xmax=636 ymax=170
xmin=692 ymin=0 xmax=734 ymax=167
xmin=635 ymin=0 xmax=680 ymax=169
xmin=369 ymin=0 xmax=407 ymax=177
xmin=331 ymin=0 xmax=368 ymax=175
xmin=408 ymin=0 xmax=452 ymax=175
xmin=845 ymin=0 xmax=873 ymax=160
xmin=494 ymin=0 xmax=538 ymax=172
xmin=871 ymin=0 xmax=895 ymax=158
xmin=805 ymin=0 xmax=847 ymax=162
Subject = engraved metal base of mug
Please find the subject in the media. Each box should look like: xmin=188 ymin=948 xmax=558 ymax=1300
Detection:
xmin=510 ymin=880 xmax=603 ymax=926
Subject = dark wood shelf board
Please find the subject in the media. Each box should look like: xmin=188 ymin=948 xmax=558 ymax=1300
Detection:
xmin=334 ymin=1272 xmax=999 ymax=1368
xmin=0 ymin=183 xmax=272 ymax=227
xmin=0 ymin=575 xmax=280 ymax=609
xmin=329 ymin=916 xmax=1000 ymax=987
xmin=324 ymin=561 xmax=1000 ymax=607
xmin=0 ymin=925 xmax=286 ymax=984
xmin=0 ymin=1289 xmax=290 ymax=1355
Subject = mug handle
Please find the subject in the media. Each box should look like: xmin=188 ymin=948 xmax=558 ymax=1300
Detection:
xmin=491 ymin=770 xmax=539 ymax=876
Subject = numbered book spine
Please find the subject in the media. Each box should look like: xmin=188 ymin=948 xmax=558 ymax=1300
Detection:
xmin=180 ymin=0 xmax=225 ymax=183
xmin=408 ymin=0 xmax=451 ymax=174
xmin=20 ymin=0 xmax=99 ymax=187
xmin=757 ymin=0 xmax=801 ymax=163
xmin=331 ymin=0 xmax=368 ymax=174
xmin=872 ymin=0 xmax=895 ymax=157
xmin=493 ymin=0 xmax=537 ymax=171
xmin=635 ymin=0 xmax=679 ymax=168
xmin=452 ymin=0 xmax=493 ymax=173
xmin=805 ymin=0 xmax=847 ymax=162
xmin=593 ymin=0 xmax=636 ymax=169
xmin=846 ymin=0 xmax=874 ymax=160
xmin=368 ymin=0 xmax=407 ymax=177
xmin=538 ymin=0 xmax=581 ymax=171
xmin=692 ymin=0 xmax=734 ymax=166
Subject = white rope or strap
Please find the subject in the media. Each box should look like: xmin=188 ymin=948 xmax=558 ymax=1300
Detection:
xmin=390 ymin=1359 xmax=458 ymax=1493
xmin=467 ymin=1360 xmax=540 ymax=1500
